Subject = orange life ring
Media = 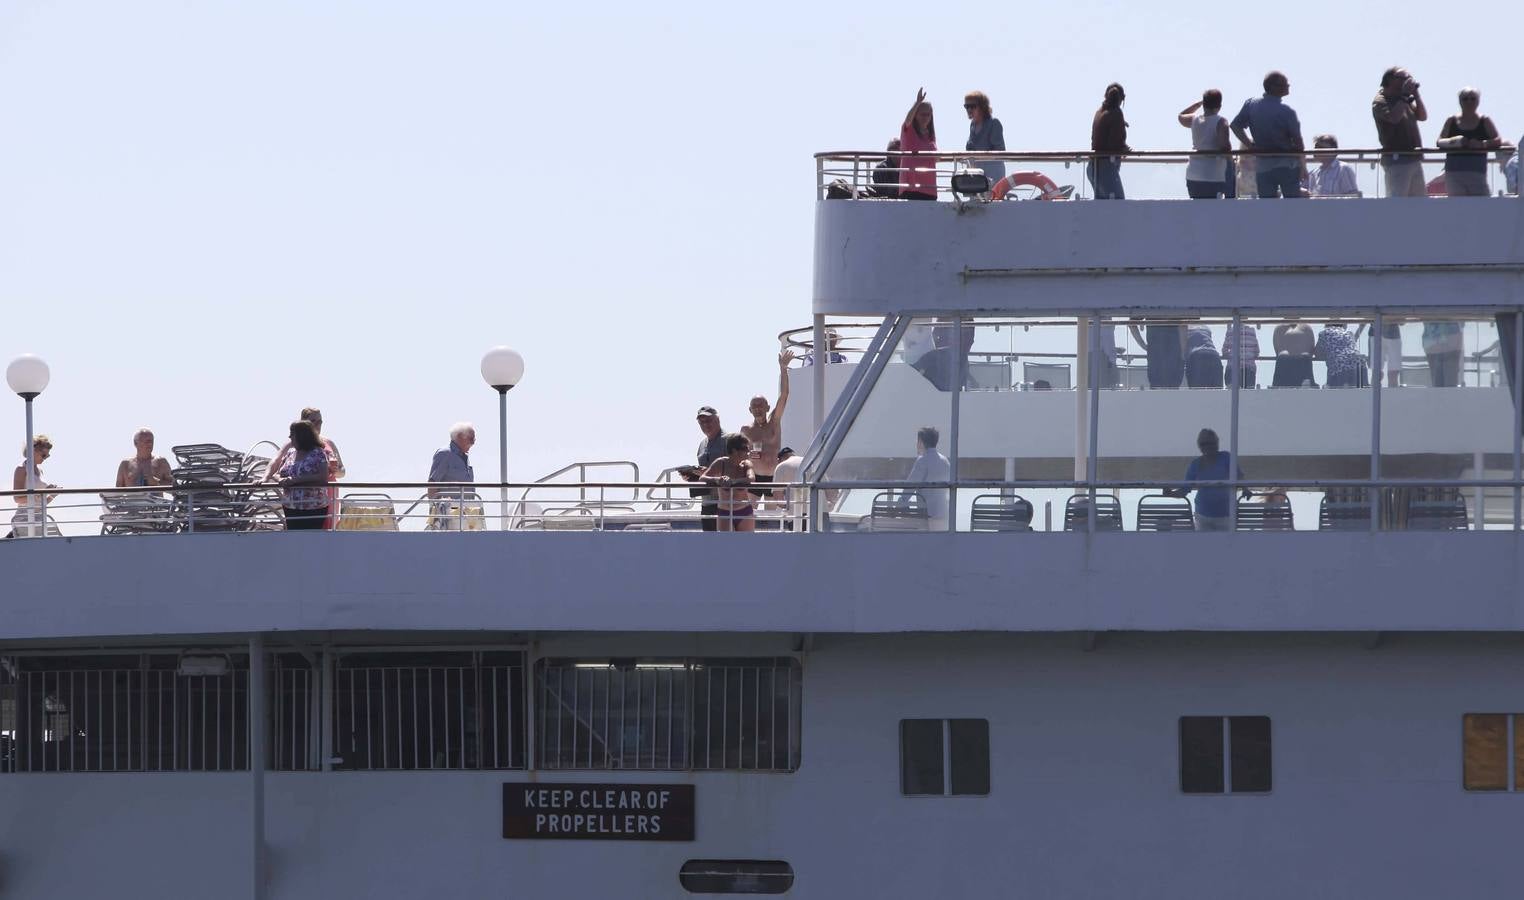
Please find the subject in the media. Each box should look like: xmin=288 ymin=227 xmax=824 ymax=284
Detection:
xmin=992 ymin=171 xmax=1064 ymax=201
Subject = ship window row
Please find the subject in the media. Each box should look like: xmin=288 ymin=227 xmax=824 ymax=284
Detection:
xmin=898 ymin=714 xmax=1524 ymax=797
xmin=810 ymin=311 xmax=1524 ymax=533
xmin=0 ymin=651 xmax=798 ymax=774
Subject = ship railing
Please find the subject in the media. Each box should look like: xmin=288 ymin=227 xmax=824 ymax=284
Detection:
xmin=816 ymin=147 xmax=1520 ymax=202
xmin=3 ymin=476 xmax=1522 ymax=537
xmin=809 ymin=478 xmax=1524 ymax=533
xmin=779 ymin=319 xmax=1509 ymax=388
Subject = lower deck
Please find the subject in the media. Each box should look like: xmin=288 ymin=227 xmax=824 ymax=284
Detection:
xmin=0 ymin=631 xmax=1520 ymax=899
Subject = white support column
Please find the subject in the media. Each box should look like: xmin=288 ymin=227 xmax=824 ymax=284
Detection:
xmin=1514 ymin=307 xmax=1523 ymax=530
xmin=811 ymin=314 xmax=827 ymax=435
xmin=1371 ymin=311 xmax=1384 ymax=532
xmin=948 ymin=316 xmax=965 ymax=532
xmin=1075 ymin=318 xmax=1090 ymax=484
xmin=1085 ymin=316 xmax=1102 ymax=533
xmin=1229 ymin=311 xmax=1242 ymax=528
xmin=249 ymin=634 xmax=266 ymax=900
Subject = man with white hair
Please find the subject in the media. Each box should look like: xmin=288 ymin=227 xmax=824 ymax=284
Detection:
xmin=427 ymin=422 xmax=476 ymax=498
xmin=115 ymin=427 xmax=173 ymax=488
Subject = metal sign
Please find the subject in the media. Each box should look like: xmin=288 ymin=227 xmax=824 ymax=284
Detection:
xmin=502 ymin=783 xmax=695 ymax=841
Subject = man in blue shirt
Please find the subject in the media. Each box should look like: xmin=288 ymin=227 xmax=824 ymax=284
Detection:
xmin=1230 ymin=71 xmax=1306 ymax=199
xmin=1168 ymin=429 xmax=1250 ymax=531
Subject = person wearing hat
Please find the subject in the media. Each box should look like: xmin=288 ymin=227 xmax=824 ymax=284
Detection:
xmin=680 ymin=405 xmax=727 ymax=531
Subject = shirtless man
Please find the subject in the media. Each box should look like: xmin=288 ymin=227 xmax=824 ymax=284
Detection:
xmin=739 ymin=351 xmax=793 ymax=501
xmin=115 ymin=428 xmax=174 ymax=489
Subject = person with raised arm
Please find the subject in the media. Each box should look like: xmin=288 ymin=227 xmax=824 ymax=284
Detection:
xmin=899 ymin=88 xmax=938 ymax=200
xmin=1372 ymin=66 xmax=1429 ymax=198
xmin=1179 ymin=89 xmax=1232 ymax=199
xmin=740 ymin=350 xmax=795 ymax=503
xmin=1436 ymin=88 xmax=1502 ymax=197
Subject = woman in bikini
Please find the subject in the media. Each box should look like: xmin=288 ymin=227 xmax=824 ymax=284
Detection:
xmin=697 ymin=433 xmax=756 ymax=532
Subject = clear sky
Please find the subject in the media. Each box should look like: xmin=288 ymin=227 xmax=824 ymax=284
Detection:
xmin=2 ymin=0 xmax=1520 ymax=497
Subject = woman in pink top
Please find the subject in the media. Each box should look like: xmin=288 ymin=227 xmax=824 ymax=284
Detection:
xmin=899 ymin=88 xmax=938 ymax=200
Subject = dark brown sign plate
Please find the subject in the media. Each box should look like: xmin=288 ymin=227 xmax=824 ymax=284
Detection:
xmin=502 ymin=783 xmax=695 ymax=841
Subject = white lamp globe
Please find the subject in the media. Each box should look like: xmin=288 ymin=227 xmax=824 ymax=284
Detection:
xmin=6 ymin=355 xmax=50 ymax=398
xmin=480 ymin=347 xmax=525 ymax=391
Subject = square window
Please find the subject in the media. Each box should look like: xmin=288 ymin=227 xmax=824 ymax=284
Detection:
xmin=900 ymin=718 xmax=989 ymax=796
xmin=1180 ymin=716 xmax=1270 ymax=794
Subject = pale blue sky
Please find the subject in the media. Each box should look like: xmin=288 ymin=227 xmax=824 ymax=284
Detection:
xmin=2 ymin=1 xmax=1520 ymax=493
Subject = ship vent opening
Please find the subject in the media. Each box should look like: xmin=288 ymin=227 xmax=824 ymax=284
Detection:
xmin=679 ymin=860 xmax=794 ymax=894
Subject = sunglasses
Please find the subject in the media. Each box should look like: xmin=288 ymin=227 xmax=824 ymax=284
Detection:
xmin=963 ymin=103 xmax=978 ymax=110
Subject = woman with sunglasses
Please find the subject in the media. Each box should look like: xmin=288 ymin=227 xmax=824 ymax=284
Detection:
xmin=964 ymin=91 xmax=1005 ymax=190
xmin=899 ymin=87 xmax=938 ymax=200
xmin=8 ymin=435 xmax=58 ymax=538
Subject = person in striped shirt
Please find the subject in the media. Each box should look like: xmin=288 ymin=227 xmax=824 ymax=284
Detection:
xmin=1221 ymin=322 xmax=1260 ymax=388
xmin=1306 ymin=134 xmax=1361 ymax=196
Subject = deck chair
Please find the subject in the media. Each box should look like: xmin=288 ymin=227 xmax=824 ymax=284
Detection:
xmin=1236 ymin=499 xmax=1295 ymax=531
xmin=1319 ymin=489 xmax=1371 ymax=531
xmin=865 ymin=491 xmax=930 ymax=533
xmin=426 ymin=491 xmax=487 ymax=531
xmin=1136 ymin=494 xmax=1196 ymax=532
xmin=1064 ymin=494 xmax=1122 ymax=531
xmin=336 ymin=493 xmax=399 ymax=531
xmin=1406 ymin=489 xmax=1468 ymax=531
xmin=100 ymin=493 xmax=178 ymax=535
xmin=968 ymin=494 xmax=1033 ymax=532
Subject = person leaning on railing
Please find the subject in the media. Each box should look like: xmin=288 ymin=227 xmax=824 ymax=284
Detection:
xmin=964 ymin=90 xmax=1005 ymax=189
xmin=1436 ymin=87 xmax=1503 ymax=197
xmin=1230 ymin=71 xmax=1305 ymax=199
xmin=265 ymin=420 xmax=330 ymax=531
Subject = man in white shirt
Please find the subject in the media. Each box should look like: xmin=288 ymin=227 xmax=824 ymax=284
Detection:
xmin=1306 ymin=134 xmax=1360 ymax=197
xmin=899 ymin=426 xmax=951 ymax=530
xmin=772 ymin=447 xmax=805 ymax=531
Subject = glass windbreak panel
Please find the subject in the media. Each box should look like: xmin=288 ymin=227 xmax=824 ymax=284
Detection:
xmin=1462 ymin=713 xmax=1508 ymax=791
xmin=956 ymin=317 xmax=1079 ymax=532
xmin=1097 ymin=317 xmax=1231 ymax=532
xmin=1380 ymin=315 xmax=1511 ymax=531
xmin=823 ymin=317 xmax=952 ymax=533
xmin=1240 ymin=315 xmax=1373 ymax=532
xmin=900 ymin=719 xmax=945 ymax=795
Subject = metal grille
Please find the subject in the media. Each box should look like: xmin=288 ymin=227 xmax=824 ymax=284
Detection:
xmin=271 ymin=655 xmax=318 ymax=771
xmin=0 ymin=655 xmax=249 ymax=773
xmin=331 ymin=651 xmax=525 ymax=770
xmin=536 ymin=659 xmax=800 ymax=772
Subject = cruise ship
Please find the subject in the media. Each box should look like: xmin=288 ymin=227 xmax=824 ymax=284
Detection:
xmin=3 ymin=146 xmax=1523 ymax=899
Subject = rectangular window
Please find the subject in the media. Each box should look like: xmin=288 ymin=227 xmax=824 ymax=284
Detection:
xmin=332 ymin=650 xmax=526 ymax=771
xmin=900 ymin=718 xmax=989 ymax=796
xmin=535 ymin=658 xmax=800 ymax=772
xmin=1462 ymin=713 xmax=1524 ymax=792
xmin=1180 ymin=716 xmax=1271 ymax=794
xmin=0 ymin=653 xmax=250 ymax=773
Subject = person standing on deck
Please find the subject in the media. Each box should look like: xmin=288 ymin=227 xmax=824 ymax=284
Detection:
xmin=740 ymin=351 xmax=794 ymax=503
xmin=1167 ymin=429 xmax=1250 ymax=532
xmin=899 ymin=88 xmax=938 ymax=200
xmin=1089 ymin=83 xmax=1129 ymax=199
xmin=1372 ymin=66 xmax=1429 ymax=198
xmin=1230 ymin=71 xmax=1305 ymax=198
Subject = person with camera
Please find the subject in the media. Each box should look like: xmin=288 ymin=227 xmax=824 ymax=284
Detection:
xmin=1372 ymin=67 xmax=1429 ymax=198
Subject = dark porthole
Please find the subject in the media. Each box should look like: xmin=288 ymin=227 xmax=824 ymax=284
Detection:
xmin=679 ymin=860 xmax=794 ymax=894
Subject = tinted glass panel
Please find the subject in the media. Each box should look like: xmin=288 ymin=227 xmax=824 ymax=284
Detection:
xmin=1229 ymin=716 xmax=1272 ymax=793
xmin=948 ymin=718 xmax=990 ymax=796
xmin=679 ymin=860 xmax=794 ymax=894
xmin=900 ymin=719 xmax=944 ymax=795
xmin=1179 ymin=716 xmax=1224 ymax=794
xmin=1463 ymin=714 xmax=1508 ymax=791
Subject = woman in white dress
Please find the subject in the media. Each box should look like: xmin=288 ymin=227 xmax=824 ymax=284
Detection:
xmin=8 ymin=435 xmax=57 ymax=538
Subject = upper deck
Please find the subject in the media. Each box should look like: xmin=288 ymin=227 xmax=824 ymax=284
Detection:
xmin=813 ymin=149 xmax=1524 ymax=315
